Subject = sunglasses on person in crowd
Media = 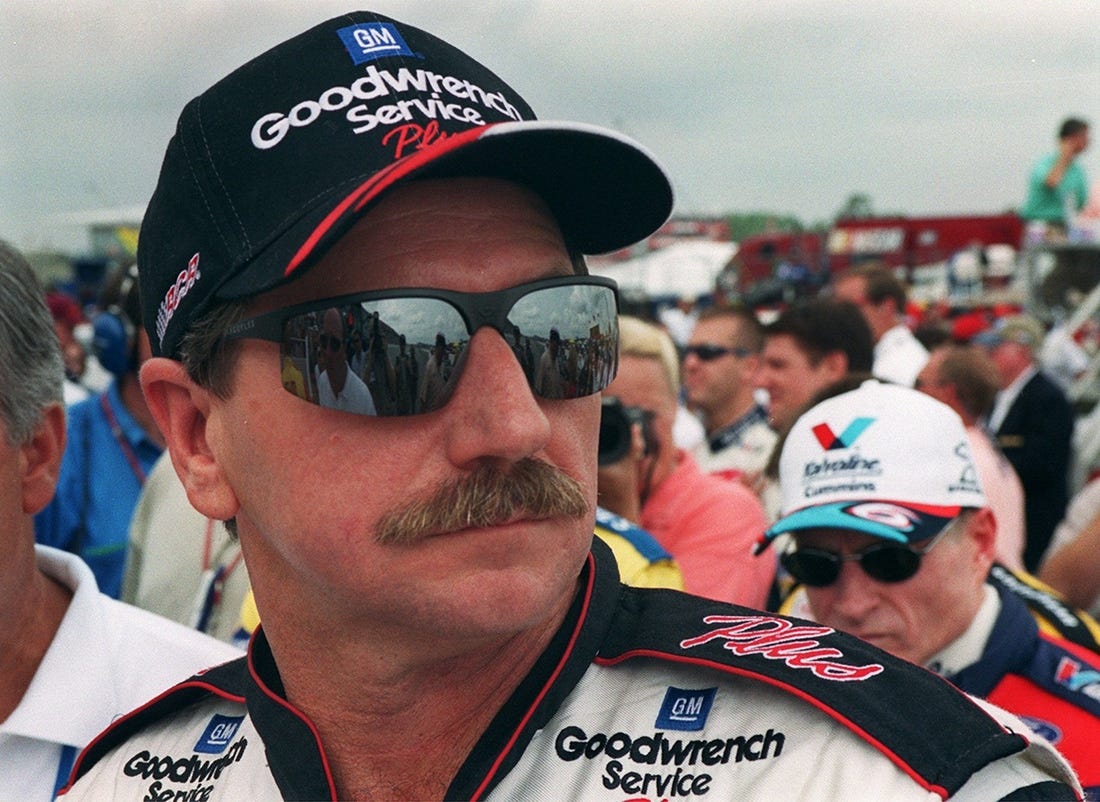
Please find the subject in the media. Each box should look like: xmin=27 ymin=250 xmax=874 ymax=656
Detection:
xmin=319 ymin=333 xmax=343 ymax=352
xmin=224 ymin=276 xmax=619 ymax=415
xmin=779 ymin=517 xmax=960 ymax=587
xmin=682 ymin=343 xmax=753 ymax=361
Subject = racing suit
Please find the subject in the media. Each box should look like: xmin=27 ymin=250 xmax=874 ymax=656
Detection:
xmin=952 ymin=570 xmax=1100 ymax=797
xmin=61 ymin=539 xmax=1080 ymax=801
xmin=780 ymin=563 xmax=1099 ymax=798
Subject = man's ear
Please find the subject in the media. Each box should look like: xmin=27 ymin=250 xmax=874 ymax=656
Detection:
xmin=22 ymin=402 xmax=66 ymax=515
xmin=964 ymin=507 xmax=998 ymax=570
xmin=140 ymin=357 xmax=239 ymax=522
xmin=819 ymin=350 xmax=849 ymax=382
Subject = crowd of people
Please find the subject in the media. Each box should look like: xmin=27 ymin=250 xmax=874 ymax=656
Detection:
xmin=1 ymin=9 xmax=1096 ymax=801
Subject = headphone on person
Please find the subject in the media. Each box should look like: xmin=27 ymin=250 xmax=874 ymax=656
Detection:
xmin=92 ymin=263 xmax=140 ymax=377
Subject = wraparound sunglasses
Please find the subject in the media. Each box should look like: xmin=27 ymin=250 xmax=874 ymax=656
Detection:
xmin=224 ymin=276 xmax=619 ymax=417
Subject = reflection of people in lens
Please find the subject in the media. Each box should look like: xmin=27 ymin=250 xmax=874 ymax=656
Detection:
xmin=578 ymin=337 xmax=598 ymax=395
xmin=282 ymin=355 xmax=307 ymax=399
xmin=418 ymin=333 xmax=449 ymax=412
xmin=317 ymin=308 xmax=377 ymax=415
xmin=347 ymin=327 xmax=366 ymax=380
xmin=534 ymin=327 xmax=565 ymax=399
xmin=393 ymin=334 xmax=419 ymax=415
xmin=365 ymin=312 xmax=397 ymax=414
xmin=510 ymin=323 xmax=532 ymax=381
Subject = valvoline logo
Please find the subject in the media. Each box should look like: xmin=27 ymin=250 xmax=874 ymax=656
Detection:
xmin=337 ymin=22 xmax=417 ymax=65
xmin=812 ymin=417 xmax=874 ymax=451
xmin=1054 ymin=656 xmax=1100 ymax=697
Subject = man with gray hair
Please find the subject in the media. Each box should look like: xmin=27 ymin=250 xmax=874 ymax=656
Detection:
xmin=0 ymin=242 xmax=239 ymax=800
xmin=977 ymin=315 xmax=1075 ymax=572
xmin=763 ymin=379 xmax=1096 ymax=793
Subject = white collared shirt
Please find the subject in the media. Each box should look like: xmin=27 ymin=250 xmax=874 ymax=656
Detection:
xmin=0 ymin=547 xmax=241 ymax=801
xmin=987 ymin=365 xmax=1038 ymax=434
xmin=925 ymin=584 xmax=1001 ymax=678
xmin=872 ymin=324 xmax=929 ymax=388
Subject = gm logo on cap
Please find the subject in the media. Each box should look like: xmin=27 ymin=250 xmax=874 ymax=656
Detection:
xmin=194 ymin=713 xmax=245 ymax=754
xmin=337 ymin=23 xmax=416 ymax=65
xmin=655 ymin=687 xmax=717 ymax=731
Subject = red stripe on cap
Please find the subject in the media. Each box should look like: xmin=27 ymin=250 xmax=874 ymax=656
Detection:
xmin=285 ymin=124 xmax=498 ymax=277
xmin=889 ymin=501 xmax=964 ymax=517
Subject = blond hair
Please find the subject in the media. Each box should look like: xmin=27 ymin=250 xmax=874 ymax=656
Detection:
xmin=617 ymin=315 xmax=680 ymax=398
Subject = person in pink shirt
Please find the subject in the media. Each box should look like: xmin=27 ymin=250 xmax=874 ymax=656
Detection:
xmin=597 ymin=316 xmax=774 ymax=607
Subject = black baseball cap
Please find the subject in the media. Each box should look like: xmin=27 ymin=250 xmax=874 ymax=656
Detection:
xmin=139 ymin=10 xmax=674 ymax=359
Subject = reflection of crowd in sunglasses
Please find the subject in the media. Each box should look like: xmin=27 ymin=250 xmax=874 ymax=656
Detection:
xmin=531 ymin=329 xmax=617 ymax=401
xmin=256 ymin=281 xmax=621 ymax=417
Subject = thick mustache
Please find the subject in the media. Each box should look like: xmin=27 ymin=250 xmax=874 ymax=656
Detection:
xmin=374 ymin=459 xmax=590 ymax=545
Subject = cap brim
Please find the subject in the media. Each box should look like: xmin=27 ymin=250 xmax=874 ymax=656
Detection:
xmin=217 ymin=120 xmax=672 ymax=300
xmin=761 ymin=500 xmax=961 ymax=548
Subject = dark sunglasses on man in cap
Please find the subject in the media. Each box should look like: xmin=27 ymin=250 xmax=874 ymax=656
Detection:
xmin=319 ymin=333 xmax=343 ymax=352
xmin=779 ymin=515 xmax=964 ymax=588
xmin=225 ymin=276 xmax=618 ymax=416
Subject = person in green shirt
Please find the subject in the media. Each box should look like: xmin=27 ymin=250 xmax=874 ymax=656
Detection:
xmin=1021 ymin=117 xmax=1090 ymax=235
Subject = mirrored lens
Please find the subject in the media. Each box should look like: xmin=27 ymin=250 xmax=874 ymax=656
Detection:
xmin=508 ymin=284 xmax=618 ymax=401
xmin=277 ymin=299 xmax=469 ymax=416
xmin=272 ymin=282 xmax=618 ymax=417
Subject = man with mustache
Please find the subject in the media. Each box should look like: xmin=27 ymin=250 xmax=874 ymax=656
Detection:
xmin=62 ymin=11 xmax=1080 ymax=800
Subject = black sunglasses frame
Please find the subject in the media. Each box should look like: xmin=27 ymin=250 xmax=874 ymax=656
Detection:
xmin=780 ymin=519 xmax=958 ymax=588
xmin=223 ymin=275 xmax=620 ymax=416
xmin=682 ymin=343 xmax=753 ymax=362
xmin=224 ymin=275 xmax=619 ymax=346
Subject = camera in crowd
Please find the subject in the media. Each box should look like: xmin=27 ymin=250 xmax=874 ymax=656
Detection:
xmin=598 ymin=397 xmax=657 ymax=465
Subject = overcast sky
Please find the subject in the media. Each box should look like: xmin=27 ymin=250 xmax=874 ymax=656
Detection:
xmin=2 ymin=1 xmax=1097 ymax=254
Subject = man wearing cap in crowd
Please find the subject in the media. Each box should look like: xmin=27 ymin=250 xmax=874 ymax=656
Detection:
xmin=978 ymin=314 xmax=1075 ymax=572
xmin=765 ymin=379 xmax=1098 ymax=794
xmin=35 ymin=264 xmax=165 ymax=599
xmin=62 ymin=11 xmax=1081 ymax=799
xmin=44 ymin=292 xmax=91 ymax=406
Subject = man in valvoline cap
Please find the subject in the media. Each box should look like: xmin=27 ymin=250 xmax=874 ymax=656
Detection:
xmin=765 ymin=379 xmax=1098 ymax=793
xmin=63 ymin=12 xmax=1080 ymax=799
